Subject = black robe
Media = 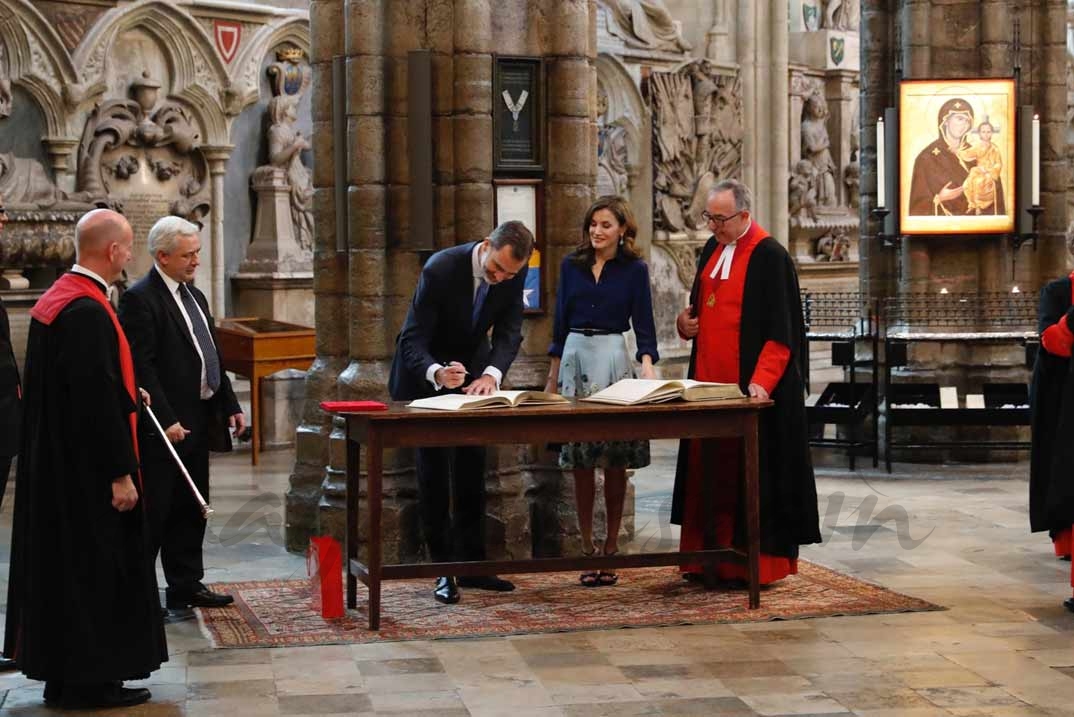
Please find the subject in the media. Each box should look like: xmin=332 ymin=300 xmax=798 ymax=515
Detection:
xmin=908 ymin=137 xmax=1006 ymax=217
xmin=670 ymin=235 xmax=822 ymax=557
xmin=1030 ymin=276 xmax=1074 ymax=535
xmin=2 ymin=295 xmax=166 ymax=683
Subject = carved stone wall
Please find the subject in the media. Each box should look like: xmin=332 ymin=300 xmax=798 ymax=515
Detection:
xmin=0 ymin=0 xmax=311 ymax=320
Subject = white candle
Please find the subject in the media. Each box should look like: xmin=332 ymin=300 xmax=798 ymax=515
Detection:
xmin=1031 ymin=114 xmax=1040 ymax=206
xmin=876 ymin=117 xmax=886 ymax=209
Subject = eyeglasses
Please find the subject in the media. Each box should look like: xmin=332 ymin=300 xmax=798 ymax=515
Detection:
xmin=0 ymin=207 xmax=6 ymax=216
xmin=702 ymin=210 xmax=743 ymax=225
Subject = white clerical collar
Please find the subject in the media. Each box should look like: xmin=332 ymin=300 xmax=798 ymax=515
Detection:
xmin=709 ymin=221 xmax=752 ymax=281
xmin=70 ymin=264 xmax=109 ymax=292
xmin=154 ymin=263 xmax=183 ymax=295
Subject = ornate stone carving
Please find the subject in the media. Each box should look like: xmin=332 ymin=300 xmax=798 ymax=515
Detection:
xmin=603 ymin=0 xmax=691 ymax=53
xmin=814 ymin=228 xmax=851 ymax=262
xmin=789 ymin=159 xmax=819 ymax=226
xmin=822 ymin=0 xmax=859 ymax=32
xmin=596 ymin=84 xmax=629 ymax=197
xmin=843 ymin=149 xmax=860 ymax=210
xmin=651 ymin=60 xmax=742 ymax=233
xmin=801 ymin=91 xmax=838 ymax=208
xmin=0 ymin=41 xmax=11 ymax=118
xmin=260 ymin=46 xmax=313 ymax=252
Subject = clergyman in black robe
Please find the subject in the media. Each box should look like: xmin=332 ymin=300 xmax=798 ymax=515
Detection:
xmin=1029 ymin=268 xmax=1074 ymax=612
xmin=908 ymin=97 xmax=1006 ymax=217
xmin=2 ymin=210 xmax=166 ymax=708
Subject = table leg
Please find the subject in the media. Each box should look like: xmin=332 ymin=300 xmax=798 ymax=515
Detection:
xmin=346 ymin=435 xmax=359 ymax=610
xmin=744 ymin=412 xmax=760 ymax=609
xmin=250 ymin=373 xmax=261 ymax=466
xmin=700 ymin=439 xmax=717 ymax=590
xmin=367 ymin=431 xmax=383 ymax=630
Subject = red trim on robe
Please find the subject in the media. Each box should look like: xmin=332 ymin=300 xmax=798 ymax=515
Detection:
xmin=678 ymin=223 xmax=796 ymax=584
xmin=30 ymin=273 xmax=142 ymax=483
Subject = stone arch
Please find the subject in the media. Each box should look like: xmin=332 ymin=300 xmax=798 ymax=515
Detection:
xmin=0 ymin=0 xmax=81 ymax=136
xmin=71 ymin=0 xmax=232 ymax=145
xmin=230 ymin=16 xmax=312 ymax=114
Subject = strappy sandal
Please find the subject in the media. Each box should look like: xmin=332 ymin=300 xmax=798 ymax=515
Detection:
xmin=579 ymin=545 xmax=600 ymax=587
xmin=597 ymin=545 xmax=619 ymax=586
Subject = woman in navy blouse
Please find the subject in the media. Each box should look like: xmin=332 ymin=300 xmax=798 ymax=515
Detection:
xmin=544 ymin=195 xmax=659 ymax=586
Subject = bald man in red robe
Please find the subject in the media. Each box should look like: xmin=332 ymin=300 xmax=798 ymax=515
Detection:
xmin=670 ymin=180 xmax=821 ymax=585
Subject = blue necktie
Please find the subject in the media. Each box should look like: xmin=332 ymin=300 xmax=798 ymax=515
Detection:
xmin=180 ymin=283 xmax=221 ymax=392
xmin=472 ymin=279 xmax=489 ymax=329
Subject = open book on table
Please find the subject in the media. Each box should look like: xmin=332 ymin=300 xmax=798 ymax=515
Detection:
xmin=581 ymin=378 xmax=745 ymax=406
xmin=408 ymin=390 xmax=568 ymax=411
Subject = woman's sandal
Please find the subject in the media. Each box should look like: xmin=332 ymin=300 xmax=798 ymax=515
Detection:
xmin=579 ymin=545 xmax=600 ymax=587
xmin=597 ymin=544 xmax=619 ymax=586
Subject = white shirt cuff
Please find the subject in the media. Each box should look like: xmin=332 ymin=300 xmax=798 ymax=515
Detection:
xmin=426 ymin=363 xmax=444 ymax=391
xmin=483 ymin=366 xmax=502 ymax=389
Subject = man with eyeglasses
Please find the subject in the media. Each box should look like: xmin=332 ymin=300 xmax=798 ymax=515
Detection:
xmin=670 ymin=179 xmax=821 ymax=586
xmin=388 ymin=221 xmax=534 ymax=605
xmin=0 ymin=198 xmax=19 ymax=672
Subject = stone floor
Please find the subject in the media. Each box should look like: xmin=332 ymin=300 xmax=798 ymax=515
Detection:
xmin=0 ymin=441 xmax=1072 ymax=716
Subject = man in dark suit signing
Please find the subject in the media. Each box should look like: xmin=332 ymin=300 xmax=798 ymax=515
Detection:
xmin=389 ymin=221 xmax=534 ymax=604
xmin=118 ymin=215 xmax=244 ymax=614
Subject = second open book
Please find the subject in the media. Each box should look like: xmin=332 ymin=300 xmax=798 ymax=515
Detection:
xmin=582 ymin=378 xmax=744 ymax=405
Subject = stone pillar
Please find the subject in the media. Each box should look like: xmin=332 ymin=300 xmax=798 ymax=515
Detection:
xmin=1036 ymin=0 xmax=1070 ymax=280
xmin=287 ymin=0 xmax=347 ymax=551
xmin=706 ymin=0 xmax=735 ymax=63
xmin=825 ymin=70 xmax=857 ymax=208
xmin=202 ymin=145 xmax=233 ymax=317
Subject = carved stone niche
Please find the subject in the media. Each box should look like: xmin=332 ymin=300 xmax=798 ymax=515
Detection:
xmin=75 ymin=71 xmax=212 ymax=279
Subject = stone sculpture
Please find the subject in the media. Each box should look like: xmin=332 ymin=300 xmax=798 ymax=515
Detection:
xmin=604 ymin=0 xmax=691 ymax=53
xmin=823 ymin=0 xmax=859 ymax=31
xmin=262 ymin=47 xmax=313 ymax=251
xmin=0 ymin=42 xmax=11 ymax=118
xmin=815 ymin=228 xmax=851 ymax=262
xmin=843 ymin=151 xmax=860 ymax=210
xmin=789 ymin=159 xmax=818 ymax=225
xmin=651 ymin=60 xmax=742 ymax=232
xmin=801 ymin=91 xmax=838 ymax=208
xmin=596 ymin=86 xmax=629 ymax=197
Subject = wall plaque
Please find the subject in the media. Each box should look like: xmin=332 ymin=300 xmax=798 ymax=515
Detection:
xmin=494 ymin=57 xmax=544 ymax=173
xmin=494 ymin=179 xmax=543 ymax=314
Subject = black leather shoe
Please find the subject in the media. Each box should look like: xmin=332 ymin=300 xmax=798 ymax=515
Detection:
xmin=58 ymin=683 xmax=151 ymax=709
xmin=457 ymin=575 xmax=515 ymax=592
xmin=433 ymin=576 xmax=460 ymax=604
xmin=1064 ymin=597 xmax=1074 ymax=613
xmin=167 ymin=586 xmax=234 ymax=609
xmin=0 ymin=656 xmax=16 ymax=672
xmin=43 ymin=681 xmax=62 ymax=706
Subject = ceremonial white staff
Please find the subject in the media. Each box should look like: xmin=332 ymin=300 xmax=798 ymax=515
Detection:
xmin=142 ymin=403 xmax=214 ymax=517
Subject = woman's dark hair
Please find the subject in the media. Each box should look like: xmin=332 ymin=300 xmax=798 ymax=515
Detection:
xmin=571 ymin=195 xmax=641 ymax=265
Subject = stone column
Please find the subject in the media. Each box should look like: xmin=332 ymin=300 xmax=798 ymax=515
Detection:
xmin=1036 ymin=0 xmax=1070 ymax=280
xmin=706 ymin=0 xmax=736 ymax=63
xmin=201 ymin=145 xmax=233 ymax=317
xmin=287 ymin=0 xmax=347 ymax=551
xmin=825 ymin=70 xmax=856 ymax=208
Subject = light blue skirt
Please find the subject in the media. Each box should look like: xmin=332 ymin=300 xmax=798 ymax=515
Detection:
xmin=556 ymin=332 xmax=651 ymax=470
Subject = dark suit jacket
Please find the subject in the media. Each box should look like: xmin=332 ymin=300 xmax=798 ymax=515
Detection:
xmin=118 ymin=268 xmax=240 ymax=487
xmin=0 ymin=297 xmax=20 ymax=458
xmin=388 ymin=241 xmax=527 ymax=401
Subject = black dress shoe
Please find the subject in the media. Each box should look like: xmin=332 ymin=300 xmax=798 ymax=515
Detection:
xmin=166 ymin=586 xmax=234 ymax=609
xmin=433 ymin=576 xmax=460 ymax=604
xmin=58 ymin=682 xmax=151 ymax=709
xmin=457 ymin=575 xmax=515 ymax=592
xmin=43 ymin=681 xmax=62 ymax=706
xmin=0 ymin=656 xmax=16 ymax=672
xmin=1064 ymin=597 xmax=1074 ymax=613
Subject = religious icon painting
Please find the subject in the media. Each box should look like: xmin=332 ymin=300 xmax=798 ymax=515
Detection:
xmin=899 ymin=78 xmax=1016 ymax=235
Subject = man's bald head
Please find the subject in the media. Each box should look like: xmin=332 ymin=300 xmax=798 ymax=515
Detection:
xmin=74 ymin=209 xmax=134 ymax=283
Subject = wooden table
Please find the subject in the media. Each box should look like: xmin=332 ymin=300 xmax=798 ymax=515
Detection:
xmin=216 ymin=318 xmax=315 ymax=465
xmin=339 ymin=398 xmax=770 ymax=630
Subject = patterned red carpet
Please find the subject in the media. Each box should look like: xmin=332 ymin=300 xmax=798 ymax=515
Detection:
xmin=199 ymin=561 xmax=940 ymax=648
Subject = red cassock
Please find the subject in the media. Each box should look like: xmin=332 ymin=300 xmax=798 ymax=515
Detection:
xmin=677 ymin=223 xmax=795 ymax=584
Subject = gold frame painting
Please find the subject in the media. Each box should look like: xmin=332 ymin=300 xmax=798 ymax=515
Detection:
xmin=899 ymin=78 xmax=1016 ymax=235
